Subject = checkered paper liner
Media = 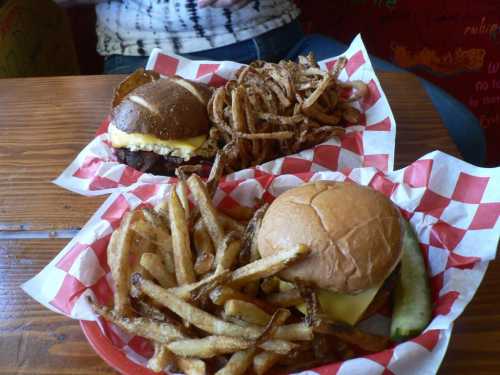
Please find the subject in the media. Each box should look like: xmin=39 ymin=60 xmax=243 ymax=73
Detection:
xmin=53 ymin=34 xmax=396 ymax=196
xmin=24 ymin=151 xmax=500 ymax=374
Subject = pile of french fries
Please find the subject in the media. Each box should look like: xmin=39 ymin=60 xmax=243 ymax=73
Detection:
xmin=208 ymin=54 xmax=368 ymax=171
xmin=90 ymin=156 xmax=388 ymax=374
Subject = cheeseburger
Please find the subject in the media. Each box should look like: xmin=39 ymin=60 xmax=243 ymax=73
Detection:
xmin=109 ymin=75 xmax=218 ymax=175
xmin=258 ymin=181 xmax=404 ymax=325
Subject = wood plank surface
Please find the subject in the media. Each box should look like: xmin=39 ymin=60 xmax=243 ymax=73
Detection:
xmin=0 ymin=73 xmax=459 ymax=232
xmin=0 ymin=239 xmax=116 ymax=374
xmin=2 ymin=239 xmax=498 ymax=374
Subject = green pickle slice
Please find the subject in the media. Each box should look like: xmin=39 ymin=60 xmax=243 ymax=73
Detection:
xmin=390 ymin=219 xmax=432 ymax=341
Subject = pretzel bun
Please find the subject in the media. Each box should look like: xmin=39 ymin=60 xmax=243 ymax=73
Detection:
xmin=111 ymin=76 xmax=211 ymax=140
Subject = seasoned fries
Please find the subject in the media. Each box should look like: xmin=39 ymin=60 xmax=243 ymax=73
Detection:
xmin=167 ymin=336 xmax=252 ymax=358
xmin=107 ymin=211 xmax=138 ymax=315
xmin=147 ymin=343 xmax=174 ymax=372
xmin=176 ymin=357 xmax=206 ymax=375
xmin=224 ymin=299 xmax=271 ymax=326
xmin=253 ymin=351 xmax=282 ymax=375
xmin=214 ymin=232 xmax=242 ymax=271
xmin=266 ymin=288 xmax=304 ymax=307
xmin=239 ymin=203 xmax=268 ymax=265
xmin=169 ymin=189 xmax=196 ymax=285
xmin=256 ymin=308 xmax=291 ymax=344
xmin=209 ymin=286 xmax=277 ymax=313
xmin=90 ymin=301 xmax=184 ymax=344
xmin=187 ymin=174 xmax=225 ymax=249
xmin=134 ymin=274 xmax=260 ymax=338
xmin=170 ymin=269 xmax=231 ymax=301
xmin=176 ymin=179 xmax=191 ymax=221
xmin=93 ymin=164 xmax=395 ymax=374
xmin=215 ymin=348 xmax=256 ymax=375
xmin=193 ymin=218 xmax=215 ymax=275
xmin=140 ymin=252 xmax=175 ymax=288
xmin=229 ymin=244 xmax=310 ymax=287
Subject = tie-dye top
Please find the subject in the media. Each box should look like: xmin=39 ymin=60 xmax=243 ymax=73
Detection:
xmin=95 ymin=0 xmax=300 ymax=56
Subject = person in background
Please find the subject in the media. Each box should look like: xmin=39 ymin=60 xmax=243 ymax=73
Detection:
xmin=54 ymin=0 xmax=485 ymax=165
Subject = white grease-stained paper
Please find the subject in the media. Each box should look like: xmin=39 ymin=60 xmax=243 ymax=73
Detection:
xmin=24 ymin=151 xmax=500 ymax=375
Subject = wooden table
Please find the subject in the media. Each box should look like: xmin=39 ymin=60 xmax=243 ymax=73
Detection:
xmin=0 ymin=73 xmax=497 ymax=374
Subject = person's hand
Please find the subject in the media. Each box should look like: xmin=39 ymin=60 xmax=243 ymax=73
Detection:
xmin=197 ymin=0 xmax=251 ymax=10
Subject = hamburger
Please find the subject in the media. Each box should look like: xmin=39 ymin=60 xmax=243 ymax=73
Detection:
xmin=109 ymin=75 xmax=218 ymax=176
xmin=257 ymin=181 xmax=404 ymax=325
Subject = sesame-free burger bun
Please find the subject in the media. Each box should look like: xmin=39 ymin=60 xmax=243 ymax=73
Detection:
xmin=257 ymin=181 xmax=403 ymax=294
xmin=111 ymin=76 xmax=211 ymax=140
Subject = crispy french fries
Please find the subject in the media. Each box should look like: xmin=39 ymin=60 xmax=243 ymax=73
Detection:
xmin=209 ymin=286 xmax=277 ymax=313
xmin=239 ymin=203 xmax=268 ymax=265
xmin=296 ymin=282 xmax=321 ymax=327
xmin=167 ymin=336 xmax=296 ymax=358
xmin=193 ymin=218 xmax=215 ymax=255
xmin=169 ymin=189 xmax=196 ymax=285
xmin=132 ymin=210 xmax=176 ymax=279
xmin=229 ymin=244 xmax=310 ymax=287
xmin=260 ymin=276 xmax=280 ymax=294
xmin=314 ymin=320 xmax=390 ymax=353
xmin=227 ymin=315 xmax=313 ymax=342
xmin=218 ymin=212 xmax=246 ymax=233
xmin=154 ymin=197 xmax=169 ymax=219
xmin=253 ymin=351 xmax=282 ymax=375
xmin=239 ymin=204 xmax=267 ymax=295
xmin=99 ymin=154 xmax=401 ymax=374
xmin=134 ymin=275 xmax=309 ymax=343
xmin=90 ymin=300 xmax=184 ymax=344
xmin=273 ymin=323 xmax=314 ymax=341
xmin=167 ymin=336 xmax=252 ymax=358
xmin=140 ymin=252 xmax=176 ymax=288
xmin=214 ymin=232 xmax=242 ymax=272
xmin=187 ymin=174 xmax=225 ymax=250
xmin=147 ymin=343 xmax=174 ymax=373
xmin=215 ymin=348 xmax=256 ymax=375
xmin=176 ymin=357 xmax=206 ymax=375
xmin=176 ymin=179 xmax=190 ymax=221
xmin=170 ymin=270 xmax=231 ymax=301
xmin=206 ymin=151 xmax=225 ymax=197
xmin=194 ymin=252 xmax=215 ymax=276
xmin=134 ymin=274 xmax=258 ymax=338
xmin=258 ymin=339 xmax=298 ymax=355
xmin=224 ymin=299 xmax=271 ymax=326
xmin=265 ymin=288 xmax=304 ymax=307
xmin=193 ymin=218 xmax=215 ymax=275
xmin=131 ymin=299 xmax=166 ymax=321
xmin=108 ymin=211 xmax=138 ymax=315
xmin=256 ymin=308 xmax=291 ymax=344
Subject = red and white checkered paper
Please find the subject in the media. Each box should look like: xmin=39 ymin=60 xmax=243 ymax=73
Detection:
xmin=54 ymin=35 xmax=396 ymax=196
xmin=24 ymin=151 xmax=500 ymax=374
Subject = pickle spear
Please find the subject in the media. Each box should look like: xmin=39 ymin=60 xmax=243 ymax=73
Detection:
xmin=390 ymin=219 xmax=432 ymax=341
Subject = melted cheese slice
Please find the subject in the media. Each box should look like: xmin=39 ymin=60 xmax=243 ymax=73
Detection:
xmin=280 ymin=280 xmax=383 ymax=326
xmin=109 ymin=123 xmax=207 ymax=159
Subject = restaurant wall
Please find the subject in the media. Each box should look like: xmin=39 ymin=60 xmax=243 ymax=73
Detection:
xmin=296 ymin=0 xmax=500 ymax=166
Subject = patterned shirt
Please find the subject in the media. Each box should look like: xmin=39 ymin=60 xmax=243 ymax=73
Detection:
xmin=95 ymin=0 xmax=300 ymax=56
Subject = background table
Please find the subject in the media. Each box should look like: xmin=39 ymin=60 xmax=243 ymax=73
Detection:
xmin=0 ymin=73 xmax=497 ymax=374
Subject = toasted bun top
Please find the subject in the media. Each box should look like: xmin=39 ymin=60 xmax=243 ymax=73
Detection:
xmin=257 ymin=181 xmax=403 ymax=294
xmin=111 ymin=76 xmax=211 ymax=140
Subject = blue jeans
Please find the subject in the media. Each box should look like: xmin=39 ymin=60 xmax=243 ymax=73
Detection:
xmin=104 ymin=21 xmax=485 ymax=165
